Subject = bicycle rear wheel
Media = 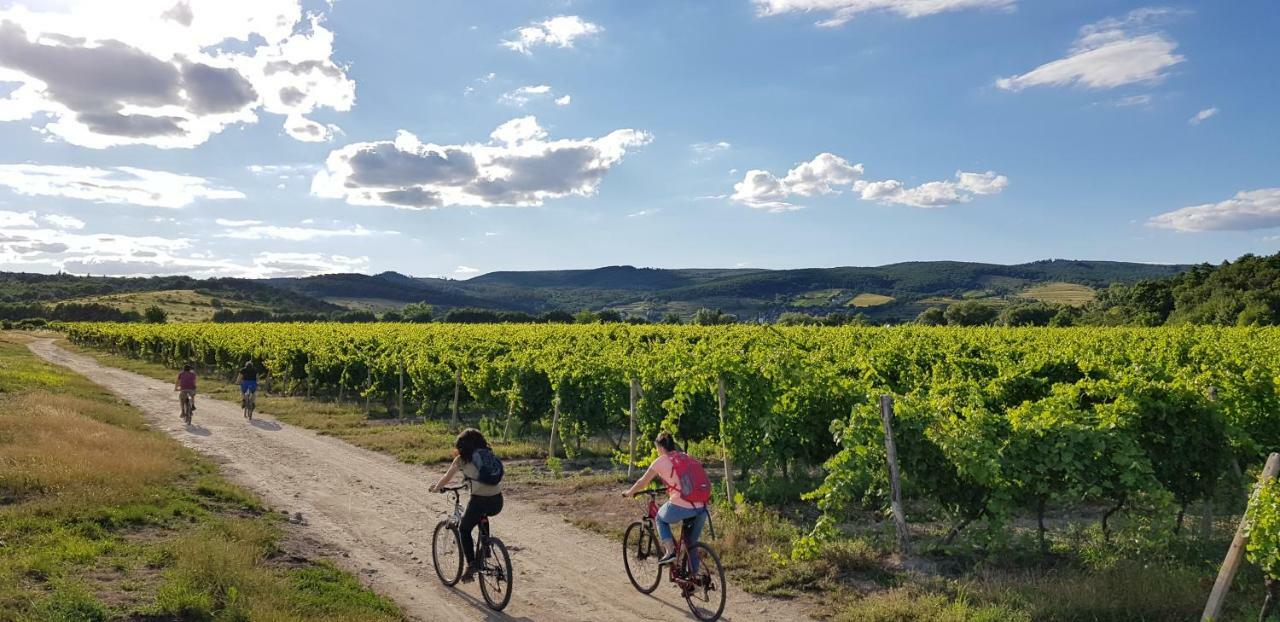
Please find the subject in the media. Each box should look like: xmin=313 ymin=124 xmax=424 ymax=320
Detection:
xmin=432 ymin=521 xmax=462 ymax=586
xmin=622 ymin=521 xmax=661 ymax=594
xmin=683 ymin=542 xmax=726 ymax=621
xmin=479 ymin=537 xmax=513 ymax=611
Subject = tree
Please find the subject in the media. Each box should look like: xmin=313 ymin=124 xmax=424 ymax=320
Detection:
xmin=777 ymin=312 xmax=817 ymax=326
xmin=692 ymin=308 xmax=736 ymax=325
xmin=539 ymin=310 xmax=575 ymax=323
xmin=380 ymin=310 xmax=404 ymax=322
xmin=943 ymin=301 xmax=997 ymax=326
xmin=334 ymin=310 xmax=377 ymax=323
xmin=143 ymin=305 xmax=168 ymax=324
xmin=401 ymin=301 xmax=433 ymax=323
xmin=998 ymin=302 xmax=1058 ymax=327
xmin=660 ymin=312 xmax=683 ymax=325
xmin=916 ymin=306 xmax=946 ymax=326
xmin=573 ymin=310 xmax=599 ymax=324
xmin=596 ymin=309 xmax=624 ymax=323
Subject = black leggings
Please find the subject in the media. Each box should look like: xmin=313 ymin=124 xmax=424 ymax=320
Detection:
xmin=460 ymin=493 xmax=503 ymax=568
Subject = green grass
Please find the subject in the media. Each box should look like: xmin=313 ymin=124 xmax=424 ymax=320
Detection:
xmin=0 ymin=332 xmax=402 ymax=621
xmin=792 ymin=288 xmax=849 ymax=307
xmin=848 ymin=293 xmax=895 ymax=308
xmin=1019 ymin=282 xmax=1097 ymax=306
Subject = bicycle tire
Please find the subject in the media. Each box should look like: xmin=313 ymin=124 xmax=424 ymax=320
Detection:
xmin=622 ymin=521 xmax=661 ymax=594
xmin=478 ymin=537 xmax=513 ymax=611
xmin=431 ymin=521 xmax=463 ymax=586
xmin=684 ymin=542 xmax=727 ymax=622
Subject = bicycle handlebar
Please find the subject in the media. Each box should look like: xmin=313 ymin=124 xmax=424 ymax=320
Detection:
xmin=438 ymin=483 xmax=468 ymax=493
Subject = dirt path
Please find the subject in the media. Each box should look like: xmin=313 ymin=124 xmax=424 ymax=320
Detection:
xmin=30 ymin=340 xmax=812 ymax=622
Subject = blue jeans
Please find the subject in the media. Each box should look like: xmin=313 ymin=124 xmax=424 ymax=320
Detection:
xmin=657 ymin=502 xmax=707 ymax=571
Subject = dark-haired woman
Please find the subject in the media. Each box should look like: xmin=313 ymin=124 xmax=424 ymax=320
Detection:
xmin=623 ymin=431 xmax=707 ymax=566
xmin=431 ymin=428 xmax=504 ymax=583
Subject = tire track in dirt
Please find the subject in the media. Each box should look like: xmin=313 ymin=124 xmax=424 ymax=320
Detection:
xmin=30 ymin=339 xmax=813 ymax=622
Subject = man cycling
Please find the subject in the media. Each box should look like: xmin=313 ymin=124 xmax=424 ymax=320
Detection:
xmin=623 ymin=431 xmax=709 ymax=566
xmin=236 ymin=361 xmax=258 ymax=409
xmin=174 ymin=364 xmax=197 ymax=419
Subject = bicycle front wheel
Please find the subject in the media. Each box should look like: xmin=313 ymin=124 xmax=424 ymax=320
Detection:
xmin=684 ymin=542 xmax=726 ymax=621
xmin=479 ymin=537 xmax=513 ymax=611
xmin=622 ymin=521 xmax=661 ymax=594
xmin=432 ymin=521 xmax=462 ymax=586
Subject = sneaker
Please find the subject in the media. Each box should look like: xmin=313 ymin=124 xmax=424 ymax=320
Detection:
xmin=461 ymin=565 xmax=477 ymax=583
xmin=657 ymin=551 xmax=677 ymax=566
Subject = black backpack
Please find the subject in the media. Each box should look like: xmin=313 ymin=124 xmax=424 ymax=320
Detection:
xmin=472 ymin=448 xmax=504 ymax=485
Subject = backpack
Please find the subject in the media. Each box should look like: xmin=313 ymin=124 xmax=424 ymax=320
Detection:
xmin=472 ymin=448 xmax=504 ymax=485
xmin=667 ymin=451 xmax=712 ymax=505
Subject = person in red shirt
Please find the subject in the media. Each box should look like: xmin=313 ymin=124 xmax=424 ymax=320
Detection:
xmin=175 ymin=365 xmax=197 ymax=418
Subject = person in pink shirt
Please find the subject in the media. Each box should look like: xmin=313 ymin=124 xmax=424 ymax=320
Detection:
xmin=622 ymin=431 xmax=708 ymax=566
xmin=174 ymin=364 xmax=197 ymax=418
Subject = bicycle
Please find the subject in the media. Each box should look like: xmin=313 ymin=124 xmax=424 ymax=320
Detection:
xmin=241 ymin=389 xmax=255 ymax=420
xmin=431 ymin=483 xmax=513 ymax=611
xmin=623 ymin=488 xmax=727 ymax=621
xmin=178 ymin=389 xmax=195 ymax=425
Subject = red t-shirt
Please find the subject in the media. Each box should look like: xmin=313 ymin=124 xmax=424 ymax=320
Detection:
xmin=177 ymin=371 xmax=196 ymax=391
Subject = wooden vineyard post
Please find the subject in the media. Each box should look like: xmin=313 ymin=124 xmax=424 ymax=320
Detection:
xmin=628 ymin=377 xmax=639 ymax=478
xmin=1202 ymin=452 xmax=1280 ymax=621
xmin=716 ymin=376 xmax=736 ymax=506
xmin=880 ymin=395 xmax=911 ymax=555
xmin=502 ymin=380 xmax=517 ymax=442
xmin=548 ymin=389 xmax=561 ymax=459
xmin=397 ymin=363 xmax=404 ymax=418
xmin=364 ymin=369 xmax=371 ymax=414
xmin=451 ymin=369 xmax=461 ymax=429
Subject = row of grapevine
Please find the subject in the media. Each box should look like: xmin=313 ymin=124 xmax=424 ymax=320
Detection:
xmin=62 ymin=323 xmax=1280 ymax=548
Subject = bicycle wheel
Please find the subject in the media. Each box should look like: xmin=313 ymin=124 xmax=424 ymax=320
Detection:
xmin=478 ymin=537 xmax=513 ymax=611
xmin=684 ymin=542 xmax=726 ymax=621
xmin=622 ymin=521 xmax=661 ymax=594
xmin=432 ymin=521 xmax=463 ymax=586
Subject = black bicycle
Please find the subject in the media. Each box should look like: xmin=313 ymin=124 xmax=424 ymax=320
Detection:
xmin=432 ymin=483 xmax=513 ymax=611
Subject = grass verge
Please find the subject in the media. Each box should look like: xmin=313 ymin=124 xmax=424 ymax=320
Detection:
xmin=0 ymin=331 xmax=402 ymax=621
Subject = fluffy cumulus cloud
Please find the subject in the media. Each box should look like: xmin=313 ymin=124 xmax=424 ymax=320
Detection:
xmin=1148 ymin=189 xmax=1280 ymax=232
xmin=732 ymin=153 xmax=1006 ymax=211
xmin=0 ymin=209 xmax=368 ymax=277
xmin=499 ymin=84 xmax=555 ymax=107
xmin=0 ymin=164 xmax=244 ymax=208
xmin=502 ymin=15 xmax=601 ymax=54
xmin=312 ymin=116 xmax=652 ymax=209
xmin=997 ymin=8 xmax=1185 ymax=92
xmin=0 ymin=0 xmax=354 ymax=148
xmin=754 ymin=0 xmax=1015 ymax=27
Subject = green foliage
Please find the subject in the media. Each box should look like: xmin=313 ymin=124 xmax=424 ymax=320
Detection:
xmin=916 ymin=306 xmax=946 ymax=325
xmin=143 ymin=305 xmax=168 ymax=323
xmin=944 ymin=301 xmax=998 ymax=326
xmin=401 ymin=301 xmax=434 ymax=323
xmin=1246 ymin=477 xmax=1280 ymax=579
xmin=692 ymin=308 xmax=736 ymax=325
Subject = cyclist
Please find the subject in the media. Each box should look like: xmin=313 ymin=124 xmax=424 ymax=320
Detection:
xmin=174 ymin=364 xmax=197 ymax=418
xmin=430 ymin=428 xmax=504 ymax=583
xmin=622 ymin=431 xmax=708 ymax=566
xmin=236 ymin=361 xmax=258 ymax=406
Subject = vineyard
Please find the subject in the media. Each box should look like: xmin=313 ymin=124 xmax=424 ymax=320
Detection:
xmin=62 ymin=322 xmax=1280 ymax=555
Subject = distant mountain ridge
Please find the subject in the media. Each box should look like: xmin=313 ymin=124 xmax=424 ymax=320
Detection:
xmin=1 ymin=259 xmax=1191 ymax=323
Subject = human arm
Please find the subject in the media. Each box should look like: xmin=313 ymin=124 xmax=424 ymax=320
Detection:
xmin=622 ymin=462 xmax=660 ymax=497
xmin=430 ymin=456 xmax=462 ymax=493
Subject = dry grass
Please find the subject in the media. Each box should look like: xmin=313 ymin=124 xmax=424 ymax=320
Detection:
xmin=1019 ymin=282 xmax=1096 ymax=306
xmin=848 ymin=293 xmax=895 ymax=308
xmin=68 ymin=289 xmax=270 ymax=322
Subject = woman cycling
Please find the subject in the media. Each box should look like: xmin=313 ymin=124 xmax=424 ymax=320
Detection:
xmin=623 ymin=431 xmax=708 ymax=566
xmin=430 ymin=428 xmax=503 ymax=583
xmin=174 ymin=364 xmax=197 ymax=418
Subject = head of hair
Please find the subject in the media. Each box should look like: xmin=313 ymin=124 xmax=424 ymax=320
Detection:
xmin=655 ymin=431 xmax=677 ymax=453
xmin=182 ymin=364 xmax=192 ymax=372
xmin=243 ymin=361 xmax=254 ymax=369
xmin=455 ymin=428 xmax=489 ymax=462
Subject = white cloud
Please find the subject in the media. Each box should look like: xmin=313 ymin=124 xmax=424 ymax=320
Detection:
xmin=1113 ymin=94 xmax=1152 ymax=107
xmin=312 ymin=116 xmax=652 ymax=209
xmin=997 ymin=8 xmax=1186 ymax=92
xmin=0 ymin=164 xmax=244 ymax=208
xmin=1148 ymin=188 xmax=1280 ymax=232
xmin=502 ymin=15 xmax=601 ymax=55
xmin=731 ymin=154 xmax=1006 ymax=210
xmin=0 ymin=0 xmax=354 ymax=148
xmin=454 ymin=265 xmax=481 ymax=275
xmin=555 ymin=95 xmax=572 ymax=106
xmin=754 ymin=0 xmax=1015 ymax=27
xmin=627 ymin=209 xmax=659 ymax=218
xmin=1189 ymin=106 xmax=1218 ymax=125
xmin=0 ymin=209 xmax=37 ymax=228
xmin=216 ymin=221 xmax=393 ymax=241
xmin=691 ymin=141 xmax=731 ymax=163
xmin=215 ymin=218 xmax=263 ymax=227
xmin=41 ymin=213 xmax=85 ymax=230
xmin=499 ymin=84 xmax=553 ymax=107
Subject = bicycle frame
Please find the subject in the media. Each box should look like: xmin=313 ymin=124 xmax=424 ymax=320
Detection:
xmin=642 ymin=493 xmax=715 ymax=588
xmin=442 ymin=486 xmax=493 ymax=562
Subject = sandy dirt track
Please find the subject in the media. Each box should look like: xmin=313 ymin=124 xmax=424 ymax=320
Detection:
xmin=30 ymin=339 xmax=813 ymax=622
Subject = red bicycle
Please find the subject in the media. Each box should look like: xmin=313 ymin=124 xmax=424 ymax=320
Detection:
xmin=623 ymin=488 xmax=726 ymax=621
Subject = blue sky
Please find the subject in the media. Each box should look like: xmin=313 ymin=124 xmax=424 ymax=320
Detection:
xmin=0 ymin=0 xmax=1276 ymax=278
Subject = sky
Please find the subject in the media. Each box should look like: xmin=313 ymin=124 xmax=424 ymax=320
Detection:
xmin=0 ymin=0 xmax=1276 ymax=279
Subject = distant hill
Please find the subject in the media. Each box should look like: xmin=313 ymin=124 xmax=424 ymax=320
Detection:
xmin=0 ymin=259 xmax=1191 ymax=323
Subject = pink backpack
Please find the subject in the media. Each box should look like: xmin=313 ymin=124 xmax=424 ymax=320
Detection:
xmin=667 ymin=451 xmax=712 ymax=505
